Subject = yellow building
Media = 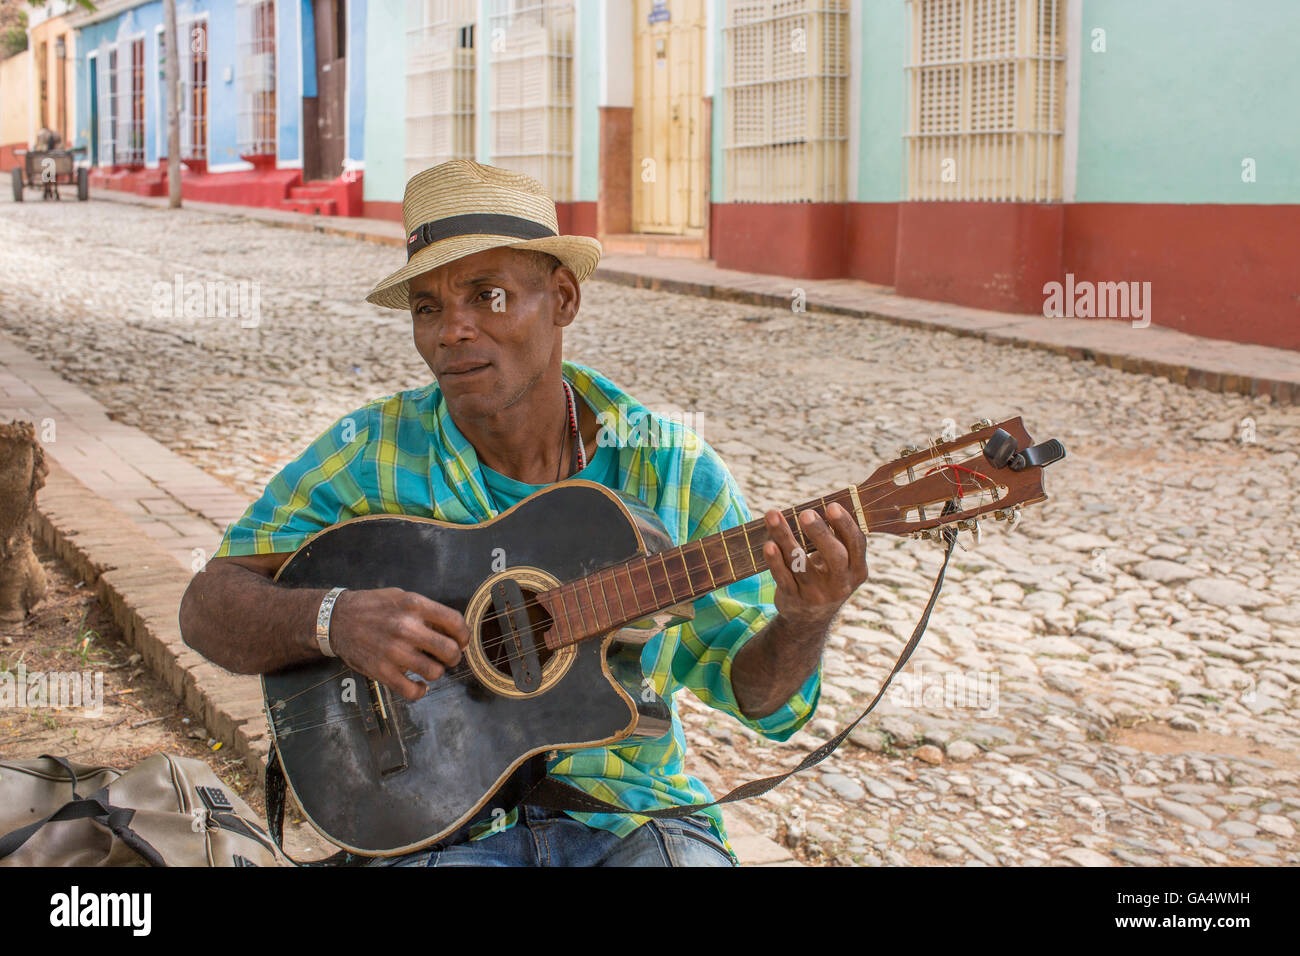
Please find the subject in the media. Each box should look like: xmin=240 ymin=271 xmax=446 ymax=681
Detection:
xmin=28 ymin=1 xmax=78 ymax=146
xmin=0 ymin=48 xmax=30 ymax=169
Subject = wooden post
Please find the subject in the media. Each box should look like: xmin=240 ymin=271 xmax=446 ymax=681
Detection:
xmin=164 ymin=0 xmax=182 ymax=208
xmin=0 ymin=421 xmax=49 ymax=626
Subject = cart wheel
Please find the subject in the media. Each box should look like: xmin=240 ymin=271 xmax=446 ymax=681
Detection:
xmin=77 ymin=167 xmax=89 ymax=201
xmin=10 ymin=167 xmax=22 ymax=203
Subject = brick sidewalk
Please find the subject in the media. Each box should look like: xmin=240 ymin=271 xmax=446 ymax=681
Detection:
xmin=92 ymin=189 xmax=1300 ymax=404
xmin=1 ymin=331 xmax=799 ymax=865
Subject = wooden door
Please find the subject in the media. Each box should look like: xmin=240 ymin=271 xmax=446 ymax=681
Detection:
xmin=633 ymin=0 xmax=705 ymax=235
xmin=308 ymin=0 xmax=347 ymax=181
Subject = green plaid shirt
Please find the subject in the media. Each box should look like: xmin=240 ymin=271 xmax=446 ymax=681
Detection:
xmin=215 ymin=360 xmax=821 ymax=857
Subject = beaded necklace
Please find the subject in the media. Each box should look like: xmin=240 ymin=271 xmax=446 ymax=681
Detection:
xmin=481 ymin=378 xmax=585 ymax=515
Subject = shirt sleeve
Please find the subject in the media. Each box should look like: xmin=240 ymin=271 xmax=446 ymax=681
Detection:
xmin=212 ymin=409 xmax=375 ymax=558
xmin=656 ymin=439 xmax=822 ymax=742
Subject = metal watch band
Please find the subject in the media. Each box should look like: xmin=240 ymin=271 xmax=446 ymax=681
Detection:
xmin=315 ymin=587 xmax=347 ymax=658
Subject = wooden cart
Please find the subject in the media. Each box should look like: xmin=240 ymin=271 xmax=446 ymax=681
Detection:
xmin=11 ymin=147 xmax=89 ymax=202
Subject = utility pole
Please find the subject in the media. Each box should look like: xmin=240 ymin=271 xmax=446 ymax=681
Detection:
xmin=163 ymin=0 xmax=181 ymax=207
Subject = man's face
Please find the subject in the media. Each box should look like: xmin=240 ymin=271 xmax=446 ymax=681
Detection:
xmin=408 ymin=247 xmax=579 ymax=422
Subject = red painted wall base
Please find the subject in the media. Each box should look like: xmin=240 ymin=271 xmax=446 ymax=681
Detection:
xmin=708 ymin=200 xmax=1299 ymax=351
xmin=87 ymin=162 xmax=368 ymax=218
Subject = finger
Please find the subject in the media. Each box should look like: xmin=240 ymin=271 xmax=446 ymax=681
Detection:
xmin=762 ymin=540 xmax=802 ymax=597
xmin=799 ymin=509 xmax=848 ymax=572
xmin=404 ymin=592 xmax=471 ymax=647
xmin=764 ymin=509 xmax=802 ymax=561
xmin=391 ymin=643 xmax=447 ymax=685
xmin=376 ymin=663 xmax=429 ymax=702
xmin=396 ymin=618 xmax=463 ymax=667
xmin=825 ymin=503 xmax=868 ymax=579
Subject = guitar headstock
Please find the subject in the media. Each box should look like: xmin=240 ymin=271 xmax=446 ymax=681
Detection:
xmin=859 ymin=417 xmax=1065 ymax=540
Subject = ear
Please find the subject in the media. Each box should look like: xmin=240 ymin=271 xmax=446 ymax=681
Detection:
xmin=551 ymin=265 xmax=581 ymax=329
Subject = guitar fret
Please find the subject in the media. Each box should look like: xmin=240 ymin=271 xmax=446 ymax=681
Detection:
xmin=582 ymin=575 xmax=604 ymax=632
xmin=609 ymin=566 xmax=629 ymax=621
xmin=718 ymin=529 xmax=738 ymax=579
xmin=738 ymin=523 xmax=759 ymax=576
xmin=681 ymin=541 xmax=715 ymax=598
xmin=633 ymin=557 xmax=662 ymax=608
xmin=619 ymin=563 xmax=642 ymax=619
xmin=557 ymin=587 xmax=578 ymax=640
xmin=574 ymin=581 xmax=596 ymax=636
xmin=658 ymin=552 xmax=678 ymax=603
xmin=594 ymin=570 xmax=614 ymax=626
xmin=664 ymin=548 xmax=692 ymax=601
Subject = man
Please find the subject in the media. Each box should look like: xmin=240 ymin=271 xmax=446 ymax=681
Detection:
xmin=179 ymin=160 xmax=868 ymax=867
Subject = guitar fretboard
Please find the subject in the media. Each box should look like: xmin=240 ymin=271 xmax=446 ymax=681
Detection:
xmin=538 ymin=485 xmax=868 ymax=649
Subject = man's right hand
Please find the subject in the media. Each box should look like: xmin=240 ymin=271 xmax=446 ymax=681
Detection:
xmin=328 ymin=588 xmax=471 ymax=702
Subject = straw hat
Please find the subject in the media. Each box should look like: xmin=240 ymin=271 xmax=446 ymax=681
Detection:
xmin=365 ymin=160 xmax=603 ymax=311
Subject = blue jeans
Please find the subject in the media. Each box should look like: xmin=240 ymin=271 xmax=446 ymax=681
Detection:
xmin=367 ymin=805 xmax=736 ymax=867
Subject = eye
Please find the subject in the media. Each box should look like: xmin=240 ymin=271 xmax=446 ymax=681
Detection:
xmin=476 ymin=289 xmax=496 ymax=303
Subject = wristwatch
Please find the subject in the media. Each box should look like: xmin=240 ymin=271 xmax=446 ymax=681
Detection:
xmin=315 ymin=587 xmax=347 ymax=658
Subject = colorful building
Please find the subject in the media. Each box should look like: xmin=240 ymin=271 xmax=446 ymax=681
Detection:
xmin=356 ymin=0 xmax=1298 ymax=350
xmin=66 ymin=0 xmax=368 ymax=213
xmin=55 ymin=0 xmax=1300 ymax=350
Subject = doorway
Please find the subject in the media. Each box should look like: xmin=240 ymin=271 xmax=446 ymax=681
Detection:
xmin=304 ymin=0 xmax=346 ymax=181
xmin=632 ymin=0 xmax=706 ymax=235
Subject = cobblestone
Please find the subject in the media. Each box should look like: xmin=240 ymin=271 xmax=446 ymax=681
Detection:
xmin=2 ymin=196 xmax=1298 ymax=866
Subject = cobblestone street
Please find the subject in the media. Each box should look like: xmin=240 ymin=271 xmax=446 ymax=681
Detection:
xmin=3 ymin=195 xmax=1299 ymax=867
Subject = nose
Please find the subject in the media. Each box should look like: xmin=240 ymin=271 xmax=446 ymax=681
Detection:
xmin=436 ymin=299 xmax=480 ymax=349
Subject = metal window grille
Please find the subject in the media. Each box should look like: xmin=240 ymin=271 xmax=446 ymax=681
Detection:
xmin=110 ymin=38 xmax=145 ymax=167
xmin=98 ymin=49 xmax=117 ymax=166
xmin=722 ymin=0 xmax=849 ymax=204
xmin=905 ymin=0 xmax=1065 ymax=201
xmin=405 ymin=0 xmax=477 ymax=184
xmin=236 ymin=0 xmax=277 ymax=157
xmin=181 ymin=19 xmax=209 ymax=160
xmin=487 ymin=0 xmax=574 ymax=202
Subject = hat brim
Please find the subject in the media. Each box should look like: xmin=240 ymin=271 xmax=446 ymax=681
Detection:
xmin=365 ymin=233 xmax=604 ymax=310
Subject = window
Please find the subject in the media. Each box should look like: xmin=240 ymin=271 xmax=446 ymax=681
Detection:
xmin=182 ymin=19 xmax=209 ymax=160
xmin=237 ymin=0 xmax=277 ymax=157
xmin=487 ymin=0 xmax=574 ymax=202
xmin=722 ymin=0 xmax=849 ymax=203
xmin=102 ymin=38 xmax=145 ymax=167
xmin=405 ymin=0 xmax=477 ymax=183
xmin=905 ymin=0 xmax=1066 ymax=201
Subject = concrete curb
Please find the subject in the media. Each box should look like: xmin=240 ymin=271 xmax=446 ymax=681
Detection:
xmin=31 ymin=459 xmax=271 ymax=785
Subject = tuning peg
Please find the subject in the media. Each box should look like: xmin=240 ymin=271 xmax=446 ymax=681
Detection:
xmin=970 ymin=418 xmax=993 ymax=433
xmin=898 ymin=444 xmax=922 ymax=458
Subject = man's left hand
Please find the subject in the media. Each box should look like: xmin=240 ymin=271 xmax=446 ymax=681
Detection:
xmin=761 ymin=503 xmax=868 ymax=626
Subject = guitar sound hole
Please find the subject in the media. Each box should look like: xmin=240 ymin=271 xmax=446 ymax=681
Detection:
xmin=479 ymin=586 xmax=556 ymax=678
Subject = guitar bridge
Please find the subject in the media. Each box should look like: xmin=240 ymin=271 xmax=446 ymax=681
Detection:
xmin=355 ymin=676 xmax=408 ymax=776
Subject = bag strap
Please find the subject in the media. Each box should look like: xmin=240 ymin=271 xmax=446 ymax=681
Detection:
xmin=523 ymin=527 xmax=959 ymax=819
xmin=265 ymin=749 xmax=365 ymax=867
xmin=0 ymin=793 xmax=166 ymax=867
xmin=262 ymin=525 xmax=956 ymax=854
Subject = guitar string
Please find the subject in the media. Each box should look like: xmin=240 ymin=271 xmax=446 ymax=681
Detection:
xmin=268 ymin=467 xmax=998 ymax=724
xmin=270 ymin=474 xmax=998 ymax=736
xmin=267 ymin=464 xmax=987 ymax=715
xmin=390 ymin=463 xmax=995 ymax=655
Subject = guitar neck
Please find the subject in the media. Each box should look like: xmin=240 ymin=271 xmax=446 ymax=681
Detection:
xmin=539 ymin=484 xmax=870 ymax=649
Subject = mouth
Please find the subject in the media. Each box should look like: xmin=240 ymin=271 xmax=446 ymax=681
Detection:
xmin=439 ymin=362 xmax=492 ymax=379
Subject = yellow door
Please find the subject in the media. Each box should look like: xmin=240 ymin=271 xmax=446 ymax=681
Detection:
xmin=633 ymin=0 xmax=705 ymax=234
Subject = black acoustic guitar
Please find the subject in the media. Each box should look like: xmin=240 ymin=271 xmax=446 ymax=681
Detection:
xmin=264 ymin=419 xmax=1063 ymax=855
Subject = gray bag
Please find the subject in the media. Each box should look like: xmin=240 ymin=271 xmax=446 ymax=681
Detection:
xmin=0 ymin=753 xmax=288 ymax=866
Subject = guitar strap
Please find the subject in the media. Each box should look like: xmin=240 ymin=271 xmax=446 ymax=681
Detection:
xmin=263 ymin=520 xmax=958 ymax=862
xmin=519 ymin=521 xmax=960 ymax=822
